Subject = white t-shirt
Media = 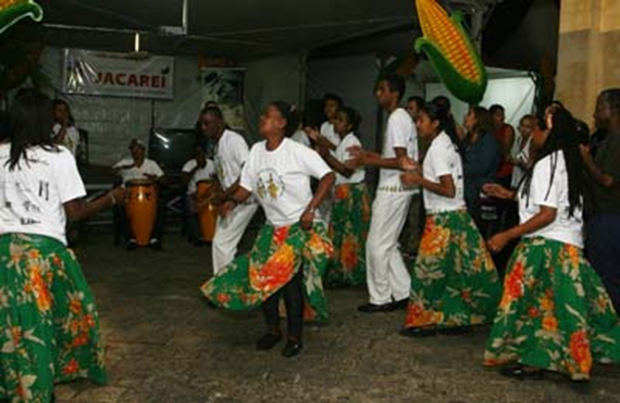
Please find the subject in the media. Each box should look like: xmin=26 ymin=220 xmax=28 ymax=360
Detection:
xmin=320 ymin=121 xmax=341 ymax=150
xmin=113 ymin=158 xmax=164 ymax=184
xmin=182 ymin=158 xmax=216 ymax=194
xmin=240 ymin=138 xmax=332 ymax=227
xmin=214 ymin=129 xmax=249 ymax=191
xmin=511 ymin=136 xmax=532 ymax=189
xmin=519 ymin=151 xmax=584 ymax=248
xmin=52 ymin=124 xmax=80 ymax=156
xmin=422 ymin=132 xmax=466 ymax=213
xmin=291 ymin=130 xmax=311 ymax=148
xmin=334 ymin=133 xmax=365 ymax=185
xmin=379 ymin=108 xmax=418 ymax=193
xmin=0 ymin=144 xmax=86 ymax=245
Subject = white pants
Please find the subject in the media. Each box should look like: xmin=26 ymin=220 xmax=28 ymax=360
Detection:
xmin=212 ymin=203 xmax=258 ymax=274
xmin=365 ymin=191 xmax=413 ymax=305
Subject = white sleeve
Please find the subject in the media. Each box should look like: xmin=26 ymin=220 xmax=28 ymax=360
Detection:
xmin=52 ymin=124 xmax=61 ymax=137
xmin=148 ymin=161 xmax=164 ymax=177
xmin=530 ymin=157 xmax=559 ymax=209
xmin=429 ymin=141 xmax=452 ymax=178
xmin=113 ymin=158 xmax=127 ymax=169
xmin=386 ymin=112 xmax=411 ymax=150
xmin=298 ymin=147 xmax=333 ymax=180
xmin=55 ymin=151 xmax=86 ymax=203
xmin=239 ymin=150 xmax=257 ymax=192
xmin=233 ymin=135 xmax=250 ymax=167
xmin=182 ymin=160 xmax=196 ymax=173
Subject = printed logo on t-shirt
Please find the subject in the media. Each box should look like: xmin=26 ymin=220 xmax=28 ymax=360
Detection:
xmin=256 ymin=169 xmax=285 ymax=201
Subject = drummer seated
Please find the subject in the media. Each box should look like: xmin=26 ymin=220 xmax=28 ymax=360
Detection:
xmin=113 ymin=138 xmax=165 ymax=250
xmin=182 ymin=147 xmax=216 ymax=245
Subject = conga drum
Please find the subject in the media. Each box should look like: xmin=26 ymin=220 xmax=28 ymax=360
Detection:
xmin=125 ymin=180 xmax=158 ymax=246
xmin=195 ymin=180 xmax=220 ymax=242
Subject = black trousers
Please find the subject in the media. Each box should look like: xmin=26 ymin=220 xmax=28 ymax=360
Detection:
xmin=587 ymin=214 xmax=620 ymax=312
xmin=261 ymin=270 xmax=304 ymax=340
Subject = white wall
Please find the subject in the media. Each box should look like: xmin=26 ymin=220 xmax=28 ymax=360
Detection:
xmin=38 ymin=48 xmax=204 ymax=166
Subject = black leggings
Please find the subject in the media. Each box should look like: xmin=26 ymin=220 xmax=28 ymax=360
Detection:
xmin=262 ymin=270 xmax=304 ymax=341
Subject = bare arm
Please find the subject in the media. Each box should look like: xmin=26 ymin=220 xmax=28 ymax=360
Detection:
xmin=488 ymin=206 xmax=556 ymax=253
xmin=321 ymin=151 xmax=355 ymax=178
xmin=300 ymin=172 xmax=336 ymax=230
xmin=351 ymin=146 xmax=408 ymax=170
xmin=402 ymin=172 xmax=456 ymax=198
xmin=64 ymin=187 xmax=125 ymax=223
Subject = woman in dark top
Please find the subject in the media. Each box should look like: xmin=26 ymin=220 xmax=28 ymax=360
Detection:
xmin=462 ymin=106 xmax=501 ymax=229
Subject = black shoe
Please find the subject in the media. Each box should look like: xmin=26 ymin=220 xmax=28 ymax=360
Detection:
xmin=357 ymin=303 xmax=394 ymax=313
xmin=500 ymin=364 xmax=545 ymax=380
xmin=255 ymin=333 xmax=282 ymax=351
xmin=437 ymin=326 xmax=472 ymax=336
xmin=391 ymin=298 xmax=409 ymax=310
xmin=281 ymin=340 xmax=303 ymax=358
xmin=126 ymin=239 xmax=138 ymax=250
xmin=149 ymin=238 xmax=162 ymax=251
xmin=399 ymin=327 xmax=437 ymax=337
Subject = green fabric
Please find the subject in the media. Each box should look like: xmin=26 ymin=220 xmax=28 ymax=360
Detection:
xmin=0 ymin=234 xmax=107 ymax=403
xmin=200 ymin=223 xmax=333 ymax=322
xmin=404 ymin=210 xmax=500 ymax=329
xmin=484 ymin=237 xmax=620 ymax=380
xmin=325 ymin=183 xmax=371 ymax=287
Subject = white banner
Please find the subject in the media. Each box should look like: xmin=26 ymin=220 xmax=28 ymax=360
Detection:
xmin=62 ymin=49 xmax=174 ymax=99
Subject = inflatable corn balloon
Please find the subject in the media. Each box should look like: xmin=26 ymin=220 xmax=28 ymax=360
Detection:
xmin=415 ymin=0 xmax=487 ymax=104
xmin=0 ymin=0 xmax=43 ymax=34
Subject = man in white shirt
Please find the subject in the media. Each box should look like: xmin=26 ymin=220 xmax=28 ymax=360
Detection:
xmin=113 ymin=138 xmax=165 ymax=249
xmin=182 ymin=146 xmax=216 ymax=245
xmin=200 ymin=106 xmax=258 ymax=274
xmin=348 ymin=74 xmax=419 ymax=313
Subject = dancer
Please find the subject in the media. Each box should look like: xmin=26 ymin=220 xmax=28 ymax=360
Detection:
xmin=200 ymin=106 xmax=258 ymax=274
xmin=312 ymin=107 xmax=370 ymax=287
xmin=0 ymin=89 xmax=124 ymax=402
xmin=201 ymin=101 xmax=335 ymax=358
xmin=399 ymin=103 xmax=500 ymax=337
xmin=349 ymin=74 xmax=418 ymax=312
xmin=484 ymin=108 xmax=620 ymax=381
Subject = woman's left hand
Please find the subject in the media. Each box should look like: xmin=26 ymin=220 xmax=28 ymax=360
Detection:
xmin=300 ymin=208 xmax=315 ymax=230
xmin=400 ymin=171 xmax=422 ymax=186
xmin=487 ymin=232 xmax=511 ymax=254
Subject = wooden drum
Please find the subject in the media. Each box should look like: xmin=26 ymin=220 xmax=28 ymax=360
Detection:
xmin=195 ymin=180 xmax=219 ymax=242
xmin=125 ymin=179 xmax=158 ymax=246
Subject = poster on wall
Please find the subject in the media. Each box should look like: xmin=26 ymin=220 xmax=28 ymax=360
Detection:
xmin=62 ymin=49 xmax=174 ymax=99
xmin=201 ymin=68 xmax=245 ymax=131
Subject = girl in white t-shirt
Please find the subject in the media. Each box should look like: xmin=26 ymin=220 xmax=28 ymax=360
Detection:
xmin=398 ymin=103 xmax=500 ymax=337
xmin=0 ymin=90 xmax=125 ymax=402
xmin=315 ymin=107 xmax=370 ymax=287
xmin=201 ymin=101 xmax=335 ymax=358
xmin=483 ymin=108 xmax=620 ymax=381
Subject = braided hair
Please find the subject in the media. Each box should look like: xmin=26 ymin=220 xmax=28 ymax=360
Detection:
xmin=520 ymin=108 xmax=584 ymax=217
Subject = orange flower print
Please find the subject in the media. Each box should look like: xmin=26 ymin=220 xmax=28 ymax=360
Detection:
xmin=83 ymin=314 xmax=96 ymax=329
xmin=499 ymin=261 xmax=525 ymax=309
xmin=405 ymin=301 xmax=444 ymax=327
xmin=539 ymin=293 xmax=554 ymax=313
xmin=340 ymin=235 xmax=358 ymax=271
xmin=570 ymin=330 xmax=592 ymax=375
xmin=273 ymin=227 xmax=290 ymax=247
xmin=72 ymin=335 xmax=88 ymax=347
xmin=29 ymin=267 xmax=52 ymax=312
xmin=528 ymin=306 xmax=539 ymax=318
xmin=69 ymin=297 xmax=83 ymax=315
xmin=419 ymin=221 xmax=451 ymax=257
xmin=250 ymin=245 xmax=296 ymax=292
xmin=28 ymin=249 xmax=41 ymax=260
xmin=11 ymin=326 xmax=22 ymax=346
xmin=217 ymin=293 xmax=231 ymax=305
xmin=460 ymin=289 xmax=472 ymax=304
xmin=52 ymin=255 xmax=62 ymax=267
xmin=335 ymin=185 xmax=350 ymax=200
xmin=565 ymin=244 xmax=580 ymax=268
xmin=308 ymin=232 xmax=332 ymax=257
xmin=303 ymin=304 xmax=317 ymax=321
xmin=63 ymin=358 xmax=80 ymax=376
xmin=542 ymin=316 xmax=558 ymax=332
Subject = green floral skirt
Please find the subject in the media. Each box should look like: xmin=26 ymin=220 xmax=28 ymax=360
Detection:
xmin=484 ymin=237 xmax=620 ymax=380
xmin=0 ymin=234 xmax=107 ymax=403
xmin=326 ymin=183 xmax=371 ymax=287
xmin=200 ymin=223 xmax=333 ymax=322
xmin=404 ymin=210 xmax=501 ymax=329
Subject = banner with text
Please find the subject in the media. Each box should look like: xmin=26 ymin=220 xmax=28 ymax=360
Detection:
xmin=62 ymin=49 xmax=174 ymax=99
